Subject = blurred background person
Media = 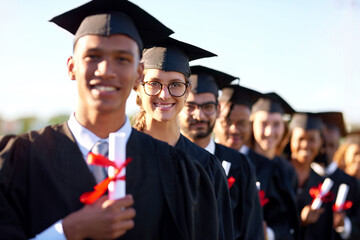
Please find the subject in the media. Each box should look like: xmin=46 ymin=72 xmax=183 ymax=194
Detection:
xmin=288 ymin=113 xmax=334 ymax=240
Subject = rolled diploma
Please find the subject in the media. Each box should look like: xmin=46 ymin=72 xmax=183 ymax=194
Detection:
xmin=311 ymin=178 xmax=334 ymax=209
xmin=222 ymin=161 xmax=231 ymax=176
xmin=108 ymin=132 xmax=126 ymax=200
xmin=335 ymin=184 xmax=349 ymax=211
xmin=256 ymin=181 xmax=261 ymax=191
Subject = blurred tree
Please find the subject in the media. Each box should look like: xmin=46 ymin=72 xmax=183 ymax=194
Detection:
xmin=48 ymin=114 xmax=69 ymax=125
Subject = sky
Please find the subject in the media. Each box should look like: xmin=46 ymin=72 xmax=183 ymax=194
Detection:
xmin=1 ymin=0 xmax=359 ymax=129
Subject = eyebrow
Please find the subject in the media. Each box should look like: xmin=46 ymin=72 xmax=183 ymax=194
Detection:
xmin=85 ymin=48 xmax=135 ymax=56
xmin=146 ymin=78 xmax=186 ymax=83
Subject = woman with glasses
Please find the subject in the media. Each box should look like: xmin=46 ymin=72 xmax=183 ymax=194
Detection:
xmin=133 ymin=37 xmax=234 ymax=240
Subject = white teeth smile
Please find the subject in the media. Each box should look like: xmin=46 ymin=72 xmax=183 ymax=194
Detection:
xmin=154 ymin=103 xmax=174 ymax=108
xmin=93 ymin=86 xmax=117 ymax=91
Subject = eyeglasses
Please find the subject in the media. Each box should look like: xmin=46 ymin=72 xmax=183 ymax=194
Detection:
xmin=141 ymin=81 xmax=190 ymax=97
xmin=184 ymin=102 xmax=217 ymax=116
xmin=219 ymin=118 xmax=250 ymax=129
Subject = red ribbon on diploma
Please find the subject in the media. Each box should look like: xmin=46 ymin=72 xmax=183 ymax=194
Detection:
xmin=227 ymin=176 xmax=236 ymax=189
xmin=333 ymin=201 xmax=353 ymax=212
xmin=80 ymin=152 xmax=132 ymax=205
xmin=258 ymin=190 xmax=269 ymax=207
xmin=309 ymin=183 xmax=335 ymax=205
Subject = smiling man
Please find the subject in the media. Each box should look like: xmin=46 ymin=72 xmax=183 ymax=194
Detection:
xmin=178 ymin=65 xmax=265 ymax=240
xmin=0 ymin=1 xmax=219 ymax=239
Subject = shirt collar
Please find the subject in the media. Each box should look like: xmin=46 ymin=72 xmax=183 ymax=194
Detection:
xmin=204 ymin=137 xmax=216 ymax=155
xmin=240 ymin=145 xmax=249 ymax=155
xmin=67 ymin=113 xmax=132 ymax=159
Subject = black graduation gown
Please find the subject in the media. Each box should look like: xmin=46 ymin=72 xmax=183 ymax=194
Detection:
xmin=296 ymin=169 xmax=334 ymax=240
xmin=273 ymin=156 xmax=298 ymax=192
xmin=246 ymin=148 xmax=299 ymax=240
xmin=175 ymin=135 xmax=234 ymax=240
xmin=327 ymin=168 xmax=360 ymax=240
xmin=214 ymin=143 xmax=264 ymax=240
xmin=0 ymin=123 xmax=219 ymax=240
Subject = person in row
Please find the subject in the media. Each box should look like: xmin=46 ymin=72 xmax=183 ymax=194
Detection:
xmin=0 ymin=0 xmax=221 ymax=239
xmin=178 ymin=65 xmax=265 ymax=240
xmin=312 ymin=112 xmax=360 ymax=240
xmin=213 ymin=85 xmax=299 ymax=240
xmin=133 ymin=38 xmax=234 ymax=240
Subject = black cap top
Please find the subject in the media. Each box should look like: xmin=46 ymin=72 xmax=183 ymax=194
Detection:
xmin=50 ymin=0 xmax=174 ymax=50
xmin=316 ymin=111 xmax=347 ymax=137
xmin=189 ymin=65 xmax=239 ymax=98
xmin=252 ymin=92 xmax=295 ymax=115
xmin=219 ymin=85 xmax=262 ymax=109
xmin=289 ymin=112 xmax=323 ymax=131
xmin=142 ymin=38 xmax=216 ymax=78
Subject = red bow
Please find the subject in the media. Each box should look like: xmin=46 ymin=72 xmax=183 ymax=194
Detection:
xmin=258 ymin=190 xmax=269 ymax=207
xmin=80 ymin=152 xmax=132 ymax=205
xmin=309 ymin=183 xmax=335 ymax=204
xmin=333 ymin=201 xmax=353 ymax=212
xmin=228 ymin=176 xmax=236 ymax=189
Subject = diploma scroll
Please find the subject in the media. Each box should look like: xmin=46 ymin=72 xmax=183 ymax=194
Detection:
xmin=108 ymin=132 xmax=126 ymax=200
xmin=334 ymin=184 xmax=349 ymax=211
xmin=311 ymin=178 xmax=334 ymax=209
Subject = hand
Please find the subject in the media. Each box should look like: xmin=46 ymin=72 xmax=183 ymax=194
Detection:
xmin=333 ymin=211 xmax=345 ymax=229
xmin=62 ymin=194 xmax=136 ymax=240
xmin=300 ymin=205 xmax=324 ymax=226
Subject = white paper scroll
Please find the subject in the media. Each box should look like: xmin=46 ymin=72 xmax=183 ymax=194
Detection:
xmin=222 ymin=161 xmax=231 ymax=176
xmin=311 ymin=178 xmax=334 ymax=209
xmin=108 ymin=132 xmax=126 ymax=200
xmin=335 ymin=183 xmax=349 ymax=211
xmin=256 ymin=181 xmax=261 ymax=191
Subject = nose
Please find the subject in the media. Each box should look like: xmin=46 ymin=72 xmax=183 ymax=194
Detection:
xmin=229 ymin=123 xmax=240 ymax=134
xmin=300 ymin=139 xmax=308 ymax=149
xmin=264 ymin=125 xmax=273 ymax=137
xmin=94 ymin=59 xmax=116 ymax=79
xmin=158 ymin=85 xmax=171 ymax=99
xmin=192 ymin=107 xmax=206 ymax=121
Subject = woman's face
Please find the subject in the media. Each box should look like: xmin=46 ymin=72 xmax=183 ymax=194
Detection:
xmin=290 ymin=127 xmax=322 ymax=165
xmin=252 ymin=111 xmax=285 ymax=152
xmin=344 ymin=144 xmax=360 ymax=179
xmin=137 ymin=69 xmax=189 ymax=122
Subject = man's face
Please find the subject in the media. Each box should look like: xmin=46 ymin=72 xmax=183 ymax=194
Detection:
xmin=214 ymin=103 xmax=251 ymax=151
xmin=67 ymin=34 xmax=143 ymax=116
xmin=179 ymin=92 xmax=218 ymax=140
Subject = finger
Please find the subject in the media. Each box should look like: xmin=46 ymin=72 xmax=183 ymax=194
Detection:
xmin=103 ymin=195 xmax=134 ymax=209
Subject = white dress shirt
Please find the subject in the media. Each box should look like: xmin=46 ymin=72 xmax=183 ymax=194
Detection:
xmin=30 ymin=113 xmax=132 ymax=240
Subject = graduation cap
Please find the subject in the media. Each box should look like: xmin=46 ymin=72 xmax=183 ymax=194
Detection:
xmin=50 ymin=0 xmax=174 ymax=50
xmin=142 ymin=37 xmax=217 ymax=78
xmin=289 ymin=112 xmax=323 ymax=131
xmin=189 ymin=65 xmax=239 ymax=98
xmin=316 ymin=111 xmax=347 ymax=137
xmin=219 ymin=85 xmax=262 ymax=109
xmin=252 ymin=92 xmax=295 ymax=115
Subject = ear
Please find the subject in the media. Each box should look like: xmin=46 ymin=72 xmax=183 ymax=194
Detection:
xmin=134 ymin=62 xmax=144 ymax=87
xmin=67 ymin=56 xmax=76 ymax=81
